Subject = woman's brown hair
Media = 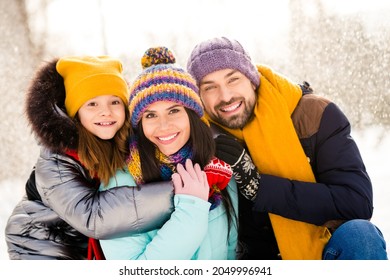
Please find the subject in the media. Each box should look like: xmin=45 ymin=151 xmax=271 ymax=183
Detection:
xmin=137 ymin=108 xmax=236 ymax=234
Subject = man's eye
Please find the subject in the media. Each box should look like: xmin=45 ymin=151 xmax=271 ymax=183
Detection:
xmin=228 ymin=77 xmax=239 ymax=84
xmin=203 ymin=85 xmax=216 ymax=92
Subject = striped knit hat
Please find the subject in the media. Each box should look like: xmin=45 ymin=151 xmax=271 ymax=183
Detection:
xmin=128 ymin=47 xmax=204 ymax=128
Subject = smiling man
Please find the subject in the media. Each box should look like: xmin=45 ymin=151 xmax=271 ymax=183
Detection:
xmin=187 ymin=37 xmax=388 ymax=260
xmin=199 ymin=68 xmax=256 ymax=129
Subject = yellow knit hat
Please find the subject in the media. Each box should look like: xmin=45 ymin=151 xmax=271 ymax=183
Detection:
xmin=56 ymin=56 xmax=129 ymax=118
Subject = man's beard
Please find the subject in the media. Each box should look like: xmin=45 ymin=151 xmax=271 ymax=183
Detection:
xmin=212 ymin=99 xmax=255 ymax=129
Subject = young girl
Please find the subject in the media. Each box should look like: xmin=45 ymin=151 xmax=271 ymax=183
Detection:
xmin=99 ymin=47 xmax=239 ymax=260
xmin=5 ymin=56 xmax=173 ymax=259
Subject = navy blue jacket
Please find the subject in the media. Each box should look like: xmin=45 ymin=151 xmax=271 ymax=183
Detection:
xmin=238 ymin=92 xmax=372 ymax=259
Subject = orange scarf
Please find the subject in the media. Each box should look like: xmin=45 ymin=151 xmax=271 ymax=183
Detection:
xmin=207 ymin=65 xmax=331 ymax=259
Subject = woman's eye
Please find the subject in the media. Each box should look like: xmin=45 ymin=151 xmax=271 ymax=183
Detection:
xmin=145 ymin=113 xmax=156 ymax=119
xmin=169 ymin=108 xmax=180 ymax=114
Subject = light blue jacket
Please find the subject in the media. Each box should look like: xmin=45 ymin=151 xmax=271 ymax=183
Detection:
xmin=99 ymin=169 xmax=238 ymax=260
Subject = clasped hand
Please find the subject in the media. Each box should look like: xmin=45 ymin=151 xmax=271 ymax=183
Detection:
xmin=172 ymin=159 xmax=209 ymax=201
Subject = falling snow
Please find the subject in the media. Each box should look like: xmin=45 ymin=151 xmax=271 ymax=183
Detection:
xmin=1 ymin=0 xmax=389 ymax=260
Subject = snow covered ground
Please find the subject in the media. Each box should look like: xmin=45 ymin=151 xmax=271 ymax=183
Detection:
xmin=0 ymin=126 xmax=388 ymax=260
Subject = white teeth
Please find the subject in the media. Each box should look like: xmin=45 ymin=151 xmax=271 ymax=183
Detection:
xmin=221 ymin=102 xmax=240 ymax=112
xmin=158 ymin=133 xmax=177 ymax=141
xmin=97 ymin=122 xmax=114 ymax=126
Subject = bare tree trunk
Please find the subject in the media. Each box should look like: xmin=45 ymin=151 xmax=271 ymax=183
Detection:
xmin=0 ymin=0 xmax=40 ymax=181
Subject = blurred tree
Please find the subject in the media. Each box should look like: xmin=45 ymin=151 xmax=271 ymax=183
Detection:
xmin=0 ymin=0 xmax=41 ymax=181
xmin=287 ymin=0 xmax=390 ymax=129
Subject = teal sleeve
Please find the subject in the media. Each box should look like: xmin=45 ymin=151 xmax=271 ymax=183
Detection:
xmin=226 ymin=179 xmax=239 ymax=260
xmin=100 ymin=168 xmax=136 ymax=190
xmin=100 ymin=194 xmax=211 ymax=260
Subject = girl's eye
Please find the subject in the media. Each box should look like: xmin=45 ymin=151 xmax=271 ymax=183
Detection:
xmin=87 ymin=102 xmax=97 ymax=106
xmin=112 ymin=100 xmax=121 ymax=105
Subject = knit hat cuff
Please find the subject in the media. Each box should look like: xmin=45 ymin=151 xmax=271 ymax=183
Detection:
xmin=65 ymin=74 xmax=128 ymax=117
xmin=129 ymin=89 xmax=204 ymax=127
xmin=189 ymin=48 xmax=260 ymax=87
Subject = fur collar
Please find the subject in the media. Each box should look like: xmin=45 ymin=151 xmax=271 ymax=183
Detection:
xmin=26 ymin=58 xmax=78 ymax=153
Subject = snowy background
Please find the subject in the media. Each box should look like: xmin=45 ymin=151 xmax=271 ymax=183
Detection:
xmin=1 ymin=0 xmax=389 ymax=259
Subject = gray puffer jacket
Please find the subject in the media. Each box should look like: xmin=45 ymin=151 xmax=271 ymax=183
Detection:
xmin=5 ymin=58 xmax=174 ymax=260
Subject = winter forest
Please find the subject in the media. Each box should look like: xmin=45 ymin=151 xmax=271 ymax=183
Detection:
xmin=0 ymin=0 xmax=389 ymax=260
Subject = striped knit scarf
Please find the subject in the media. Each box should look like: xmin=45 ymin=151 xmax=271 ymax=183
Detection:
xmin=127 ymin=136 xmax=192 ymax=185
xmin=127 ymin=137 xmax=232 ymax=209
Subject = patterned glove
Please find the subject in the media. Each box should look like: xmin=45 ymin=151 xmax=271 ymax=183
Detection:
xmin=215 ymin=134 xmax=260 ymax=201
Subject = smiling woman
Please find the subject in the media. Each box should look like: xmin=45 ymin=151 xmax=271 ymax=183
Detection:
xmin=141 ymin=101 xmax=191 ymax=156
xmin=98 ymin=46 xmax=239 ymax=260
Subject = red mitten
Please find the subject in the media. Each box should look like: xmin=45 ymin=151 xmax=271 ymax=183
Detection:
xmin=204 ymin=157 xmax=232 ymax=209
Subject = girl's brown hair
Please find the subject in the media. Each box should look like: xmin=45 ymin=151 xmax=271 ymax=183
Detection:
xmin=75 ymin=107 xmax=132 ymax=186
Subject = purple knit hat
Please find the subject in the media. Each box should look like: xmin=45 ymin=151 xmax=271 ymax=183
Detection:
xmin=187 ymin=37 xmax=260 ymax=87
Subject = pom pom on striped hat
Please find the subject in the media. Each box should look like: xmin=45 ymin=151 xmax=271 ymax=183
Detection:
xmin=128 ymin=47 xmax=204 ymax=127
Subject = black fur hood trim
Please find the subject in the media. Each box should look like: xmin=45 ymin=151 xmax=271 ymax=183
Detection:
xmin=25 ymin=58 xmax=78 ymax=153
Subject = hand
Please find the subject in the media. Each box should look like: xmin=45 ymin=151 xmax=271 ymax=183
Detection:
xmin=215 ymin=134 xmax=245 ymax=167
xmin=172 ymin=159 xmax=209 ymax=201
xmin=215 ymin=134 xmax=260 ymax=201
xmin=204 ymin=157 xmax=232 ymax=197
